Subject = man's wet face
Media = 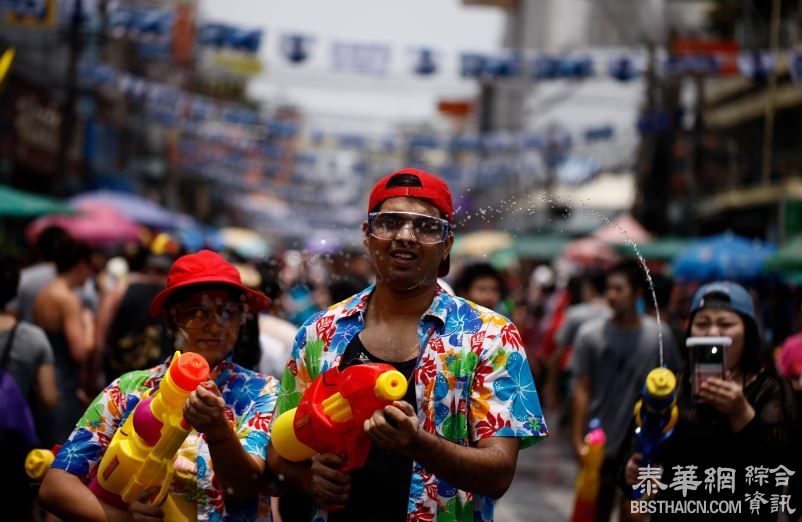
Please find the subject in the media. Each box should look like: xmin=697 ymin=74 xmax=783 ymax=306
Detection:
xmin=364 ymin=196 xmax=451 ymax=291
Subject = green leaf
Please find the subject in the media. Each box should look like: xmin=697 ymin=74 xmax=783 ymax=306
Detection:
xmin=458 ymin=352 xmax=478 ymax=378
xmin=305 ymin=339 xmax=325 ymax=381
xmin=117 ymin=369 xmax=151 ymax=393
xmin=276 ymin=370 xmax=301 ymax=415
xmin=460 ymin=499 xmax=474 ymax=522
xmin=80 ymin=400 xmax=105 ymax=426
xmin=442 ymin=413 xmax=468 ymax=441
xmin=438 ymin=500 xmax=458 ymax=522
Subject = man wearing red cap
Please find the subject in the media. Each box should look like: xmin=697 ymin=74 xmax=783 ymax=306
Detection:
xmin=40 ymin=250 xmax=279 ymax=521
xmin=268 ymin=169 xmax=548 ymax=521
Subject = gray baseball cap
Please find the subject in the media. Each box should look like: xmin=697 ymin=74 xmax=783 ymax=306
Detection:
xmin=690 ymin=281 xmax=755 ymax=322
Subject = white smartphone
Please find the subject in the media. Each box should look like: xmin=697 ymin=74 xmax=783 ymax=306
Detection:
xmin=686 ymin=336 xmax=731 ymax=401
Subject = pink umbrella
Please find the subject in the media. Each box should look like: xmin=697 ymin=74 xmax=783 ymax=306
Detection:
xmin=563 ymin=236 xmax=619 ymax=268
xmin=592 ymin=213 xmax=653 ymax=245
xmin=27 ymin=201 xmax=143 ymax=246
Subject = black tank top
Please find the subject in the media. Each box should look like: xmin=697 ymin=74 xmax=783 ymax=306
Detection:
xmin=279 ymin=335 xmax=418 ymax=522
xmin=329 ymin=335 xmax=417 ymax=521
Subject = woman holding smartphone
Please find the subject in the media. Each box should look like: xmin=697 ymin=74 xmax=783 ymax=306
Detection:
xmin=623 ymin=281 xmax=798 ymax=521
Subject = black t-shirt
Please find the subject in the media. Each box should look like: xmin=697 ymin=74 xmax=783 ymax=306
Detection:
xmin=328 ymin=335 xmax=418 ymax=522
xmin=279 ymin=335 xmax=418 ymax=522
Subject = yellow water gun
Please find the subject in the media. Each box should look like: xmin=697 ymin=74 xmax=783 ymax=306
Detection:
xmin=87 ymin=351 xmax=209 ymax=510
xmin=0 ymin=48 xmax=15 ymax=93
xmin=571 ymin=419 xmax=607 ymax=522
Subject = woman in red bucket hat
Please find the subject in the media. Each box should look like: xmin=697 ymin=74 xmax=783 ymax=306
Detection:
xmin=40 ymin=250 xmax=280 ymax=521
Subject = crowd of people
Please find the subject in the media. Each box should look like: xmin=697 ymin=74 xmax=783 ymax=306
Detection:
xmin=1 ymin=168 xmax=801 ymax=521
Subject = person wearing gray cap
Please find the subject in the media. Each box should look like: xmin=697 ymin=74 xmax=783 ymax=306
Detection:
xmin=624 ymin=281 xmax=798 ymax=521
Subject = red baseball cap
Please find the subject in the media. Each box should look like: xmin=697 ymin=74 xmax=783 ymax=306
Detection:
xmin=369 ymin=168 xmax=453 ymax=223
xmin=150 ymin=250 xmax=271 ymax=317
xmin=368 ymin=168 xmax=453 ymax=276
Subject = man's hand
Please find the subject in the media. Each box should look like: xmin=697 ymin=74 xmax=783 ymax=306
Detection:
xmin=624 ymin=452 xmax=644 ymax=487
xmin=183 ymin=381 xmax=231 ymax=443
xmin=124 ymin=487 xmax=164 ymax=522
xmin=307 ymin=453 xmax=351 ymax=506
xmin=364 ymin=400 xmax=420 ymax=455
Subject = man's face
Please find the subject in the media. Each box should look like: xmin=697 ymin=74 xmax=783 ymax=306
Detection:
xmin=362 ymin=196 xmax=453 ymax=291
xmin=605 ymin=272 xmax=637 ymax=315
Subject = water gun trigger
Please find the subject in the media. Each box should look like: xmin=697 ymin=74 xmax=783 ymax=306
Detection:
xmin=322 ymin=393 xmax=353 ymax=423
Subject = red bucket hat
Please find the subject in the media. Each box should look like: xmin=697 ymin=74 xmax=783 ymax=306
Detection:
xmin=150 ymin=250 xmax=271 ymax=317
xmin=368 ymin=168 xmax=453 ymax=276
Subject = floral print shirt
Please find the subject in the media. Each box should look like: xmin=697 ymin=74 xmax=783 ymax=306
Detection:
xmin=274 ymin=285 xmax=548 ymax=521
xmin=52 ymin=357 xmax=278 ymax=521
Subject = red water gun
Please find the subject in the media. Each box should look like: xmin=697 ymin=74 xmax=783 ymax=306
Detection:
xmin=271 ymin=363 xmax=408 ymax=472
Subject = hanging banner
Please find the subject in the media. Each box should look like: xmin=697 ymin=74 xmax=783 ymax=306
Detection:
xmin=789 ymin=51 xmax=802 ymax=83
xmin=198 ymin=22 xmax=263 ymax=76
xmin=460 ymin=53 xmax=486 ymax=78
xmin=672 ymin=39 xmax=739 ymax=75
xmin=6 ymin=0 xmax=56 ymax=27
xmin=281 ymin=33 xmax=314 ymax=64
xmin=608 ymin=56 xmax=641 ymax=82
xmin=737 ymin=51 xmax=775 ymax=82
xmin=331 ymin=41 xmax=391 ymax=76
xmin=410 ymin=47 xmax=438 ymax=76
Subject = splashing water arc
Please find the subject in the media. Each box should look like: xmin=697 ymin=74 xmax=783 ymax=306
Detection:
xmin=451 ymin=191 xmax=665 ymax=367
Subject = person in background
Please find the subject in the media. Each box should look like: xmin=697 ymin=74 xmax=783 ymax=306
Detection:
xmin=526 ymin=264 xmax=562 ymax=384
xmin=256 ymin=259 xmax=299 ymax=380
xmin=571 ymin=259 xmax=680 ymax=521
xmin=0 ymin=255 xmax=57 ymax=522
xmin=267 ymin=168 xmax=547 ymax=521
xmin=95 ymin=248 xmax=171 ymax=384
xmin=8 ymin=226 xmax=71 ymax=322
xmin=452 ymin=262 xmax=507 ymax=312
xmin=0 ymin=254 xmax=58 ymax=411
xmin=545 ymin=271 xmax=610 ymax=411
xmin=32 ymin=239 xmax=96 ymax=448
xmin=623 ymin=281 xmax=798 ymax=521
xmin=39 ymin=250 xmax=279 ymax=521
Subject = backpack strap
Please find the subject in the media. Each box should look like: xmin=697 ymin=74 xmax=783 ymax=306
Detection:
xmin=0 ymin=322 xmax=20 ymax=371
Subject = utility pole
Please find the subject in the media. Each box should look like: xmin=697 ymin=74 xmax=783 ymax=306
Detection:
xmin=55 ymin=0 xmax=83 ymax=196
xmin=761 ymin=0 xmax=781 ymax=185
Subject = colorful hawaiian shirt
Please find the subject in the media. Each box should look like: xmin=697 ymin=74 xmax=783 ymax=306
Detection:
xmin=52 ymin=357 xmax=278 ymax=521
xmin=274 ymin=285 xmax=548 ymax=522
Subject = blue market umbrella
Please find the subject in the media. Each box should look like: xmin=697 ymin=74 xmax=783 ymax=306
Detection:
xmin=672 ymin=233 xmax=776 ymax=281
